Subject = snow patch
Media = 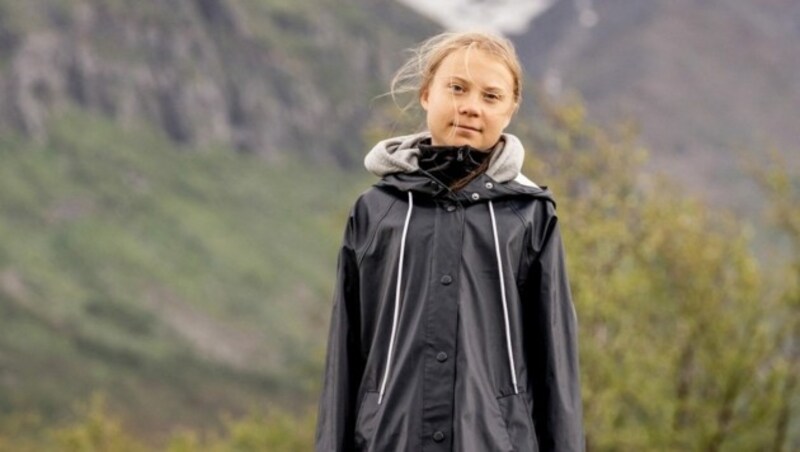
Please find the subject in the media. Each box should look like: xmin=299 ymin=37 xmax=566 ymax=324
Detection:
xmin=397 ymin=0 xmax=556 ymax=34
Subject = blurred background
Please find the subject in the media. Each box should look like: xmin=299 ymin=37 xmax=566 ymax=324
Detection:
xmin=0 ymin=0 xmax=797 ymax=450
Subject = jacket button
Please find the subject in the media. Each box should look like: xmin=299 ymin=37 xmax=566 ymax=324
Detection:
xmin=433 ymin=431 xmax=445 ymax=442
xmin=471 ymin=193 xmax=480 ymax=200
xmin=440 ymin=275 xmax=453 ymax=285
xmin=485 ymin=182 xmax=494 ymax=189
xmin=436 ymin=351 xmax=448 ymax=362
xmin=445 ymin=204 xmax=456 ymax=212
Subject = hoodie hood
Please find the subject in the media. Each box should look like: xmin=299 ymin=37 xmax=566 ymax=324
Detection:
xmin=364 ymin=131 xmax=540 ymax=189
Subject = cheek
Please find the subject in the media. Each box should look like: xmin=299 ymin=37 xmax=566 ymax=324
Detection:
xmin=488 ymin=111 xmax=513 ymax=130
xmin=428 ymin=99 xmax=454 ymax=120
xmin=499 ymin=107 xmax=516 ymax=128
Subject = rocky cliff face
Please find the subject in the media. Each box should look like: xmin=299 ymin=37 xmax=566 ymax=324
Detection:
xmin=513 ymin=0 xmax=800 ymax=202
xmin=398 ymin=0 xmax=800 ymax=206
xmin=0 ymin=0 xmax=436 ymax=164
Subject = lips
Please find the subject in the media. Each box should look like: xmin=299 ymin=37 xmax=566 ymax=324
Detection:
xmin=452 ymin=123 xmax=482 ymax=132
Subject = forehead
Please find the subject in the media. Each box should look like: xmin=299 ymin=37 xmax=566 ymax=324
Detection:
xmin=434 ymin=47 xmax=515 ymax=91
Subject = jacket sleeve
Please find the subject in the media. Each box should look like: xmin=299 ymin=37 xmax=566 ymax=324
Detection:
xmin=315 ymin=209 xmax=364 ymax=452
xmin=524 ymin=207 xmax=585 ymax=451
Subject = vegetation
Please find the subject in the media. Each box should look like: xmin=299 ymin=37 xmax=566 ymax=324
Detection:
xmin=0 ymin=92 xmax=796 ymax=449
xmin=522 ymin=96 xmax=798 ymax=450
xmin=0 ymin=393 xmax=318 ymax=451
xmin=0 ymin=109 xmax=369 ymax=445
xmin=1 ymin=0 xmax=792 ymax=450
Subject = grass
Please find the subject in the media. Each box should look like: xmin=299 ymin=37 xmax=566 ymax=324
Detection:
xmin=0 ymin=109 xmax=372 ymax=438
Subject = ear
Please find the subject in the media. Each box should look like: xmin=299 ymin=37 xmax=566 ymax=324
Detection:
xmin=420 ymin=88 xmax=430 ymax=111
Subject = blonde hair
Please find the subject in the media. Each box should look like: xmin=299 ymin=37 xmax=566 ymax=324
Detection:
xmin=389 ymin=31 xmax=523 ymax=113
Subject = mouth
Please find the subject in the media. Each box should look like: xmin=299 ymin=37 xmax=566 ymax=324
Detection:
xmin=452 ymin=123 xmax=482 ymax=133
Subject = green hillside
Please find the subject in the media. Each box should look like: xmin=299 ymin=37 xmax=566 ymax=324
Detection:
xmin=1 ymin=98 xmax=796 ymax=451
xmin=0 ymin=0 xmax=433 ymax=444
xmin=0 ymin=110 xmax=371 ymax=438
xmin=0 ymin=0 xmax=797 ymax=450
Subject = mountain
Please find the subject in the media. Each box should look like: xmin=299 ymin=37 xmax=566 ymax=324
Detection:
xmin=402 ymin=0 xmax=800 ymax=210
xmin=0 ymin=0 xmax=436 ymax=164
xmin=515 ymin=0 xmax=800 ymax=206
xmin=0 ymin=0 xmax=435 ymax=440
xmin=1 ymin=0 xmax=796 ymax=443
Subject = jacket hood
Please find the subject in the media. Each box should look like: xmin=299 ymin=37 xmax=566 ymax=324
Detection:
xmin=364 ymin=131 xmax=540 ymax=188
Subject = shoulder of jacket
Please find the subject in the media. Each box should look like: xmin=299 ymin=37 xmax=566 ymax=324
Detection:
xmin=506 ymin=193 xmax=557 ymax=219
xmin=350 ymin=185 xmax=400 ymax=216
xmin=345 ymin=186 xmax=400 ymax=258
xmin=502 ymin=195 xmax=558 ymax=256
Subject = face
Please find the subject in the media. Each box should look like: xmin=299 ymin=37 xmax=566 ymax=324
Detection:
xmin=420 ymin=47 xmax=517 ymax=151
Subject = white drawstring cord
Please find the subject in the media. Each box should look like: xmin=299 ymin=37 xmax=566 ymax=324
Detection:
xmin=378 ymin=191 xmax=414 ymax=405
xmin=488 ymin=200 xmax=519 ymax=394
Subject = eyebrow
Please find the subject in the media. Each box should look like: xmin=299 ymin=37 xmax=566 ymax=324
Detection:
xmin=446 ymin=75 xmax=508 ymax=93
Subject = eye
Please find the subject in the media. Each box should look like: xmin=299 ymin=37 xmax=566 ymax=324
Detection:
xmin=484 ymin=92 xmax=502 ymax=102
xmin=448 ymin=83 xmax=465 ymax=94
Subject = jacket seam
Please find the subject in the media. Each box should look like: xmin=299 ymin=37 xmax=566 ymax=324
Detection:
xmin=356 ymin=194 xmax=399 ymax=266
xmin=507 ymin=201 xmax=532 ymax=283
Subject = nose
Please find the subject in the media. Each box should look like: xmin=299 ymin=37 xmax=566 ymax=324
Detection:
xmin=457 ymin=93 xmax=480 ymax=117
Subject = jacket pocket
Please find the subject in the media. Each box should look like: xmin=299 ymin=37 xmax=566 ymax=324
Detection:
xmin=354 ymin=391 xmax=380 ymax=450
xmin=497 ymin=392 xmax=539 ymax=452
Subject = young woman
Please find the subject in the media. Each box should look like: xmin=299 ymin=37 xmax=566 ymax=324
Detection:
xmin=315 ymin=31 xmax=584 ymax=451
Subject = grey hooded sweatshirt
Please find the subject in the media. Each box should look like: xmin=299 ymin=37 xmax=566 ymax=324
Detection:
xmin=316 ymin=132 xmax=584 ymax=451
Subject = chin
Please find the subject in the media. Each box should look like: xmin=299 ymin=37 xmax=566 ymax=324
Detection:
xmin=436 ymin=136 xmax=477 ymax=148
xmin=451 ymin=139 xmax=474 ymax=147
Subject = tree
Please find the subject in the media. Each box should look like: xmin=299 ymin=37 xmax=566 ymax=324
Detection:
xmin=518 ymin=94 xmax=797 ymax=450
xmin=752 ymin=156 xmax=800 ymax=452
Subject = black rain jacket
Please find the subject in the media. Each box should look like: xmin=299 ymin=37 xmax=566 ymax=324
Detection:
xmin=316 ymin=133 xmax=584 ymax=451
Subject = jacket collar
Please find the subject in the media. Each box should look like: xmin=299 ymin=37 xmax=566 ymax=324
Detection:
xmin=366 ymin=132 xmax=553 ymax=204
xmin=375 ymin=171 xmax=554 ymax=205
xmin=364 ymin=132 xmax=536 ymax=186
